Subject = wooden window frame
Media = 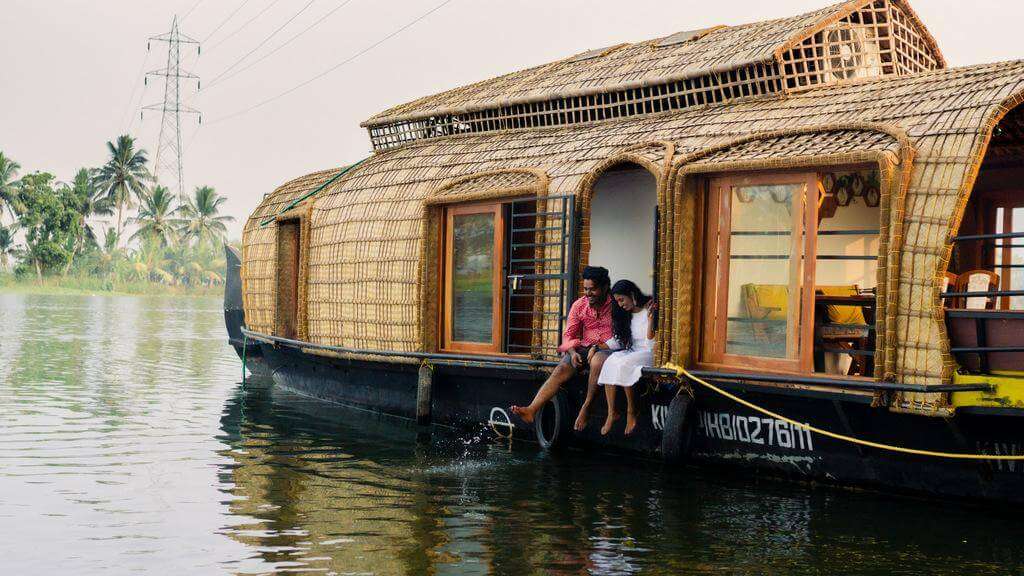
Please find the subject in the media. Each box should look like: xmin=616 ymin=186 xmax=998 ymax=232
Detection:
xmin=441 ymin=202 xmax=506 ymax=354
xmin=700 ymin=171 xmax=819 ymax=374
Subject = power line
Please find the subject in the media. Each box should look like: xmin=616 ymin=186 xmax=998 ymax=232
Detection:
xmin=207 ymin=0 xmax=455 ymax=125
xmin=126 ymin=77 xmax=150 ymax=135
xmin=206 ymin=0 xmax=285 ymax=53
xmin=180 ymin=0 xmax=205 ymax=23
xmin=202 ymin=0 xmax=255 ymax=44
xmin=203 ymin=0 xmax=355 ymax=91
xmin=120 ymin=49 xmax=152 ymax=133
xmin=205 ymin=0 xmax=317 ymax=87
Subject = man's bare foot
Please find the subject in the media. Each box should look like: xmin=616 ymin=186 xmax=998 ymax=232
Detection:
xmin=574 ymin=405 xmax=591 ymax=431
xmin=511 ymin=405 xmax=535 ymax=424
xmin=624 ymin=411 xmax=638 ymax=436
xmin=600 ymin=411 xmax=620 ymax=436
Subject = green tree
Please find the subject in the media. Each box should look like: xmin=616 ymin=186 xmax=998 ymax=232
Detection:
xmin=130 ymin=185 xmax=178 ymax=247
xmin=0 ymin=224 xmax=17 ymax=272
xmin=70 ymin=168 xmax=112 ymax=241
xmin=95 ymin=227 xmax=123 ymax=284
xmin=14 ymin=172 xmax=81 ymax=279
xmin=178 ymin=185 xmax=233 ymax=247
xmin=0 ymin=152 xmax=21 ymax=221
xmin=94 ymin=135 xmax=150 ymax=242
xmin=64 ymin=168 xmax=113 ymax=274
xmin=125 ymin=238 xmax=172 ymax=283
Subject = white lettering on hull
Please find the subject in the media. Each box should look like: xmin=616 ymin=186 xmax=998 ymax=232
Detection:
xmin=696 ymin=410 xmax=814 ymax=452
xmin=651 ymin=404 xmax=668 ymax=431
xmin=976 ymin=442 xmax=1024 ymax=474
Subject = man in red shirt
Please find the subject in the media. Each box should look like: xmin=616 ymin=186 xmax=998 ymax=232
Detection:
xmin=512 ymin=266 xmax=613 ymax=431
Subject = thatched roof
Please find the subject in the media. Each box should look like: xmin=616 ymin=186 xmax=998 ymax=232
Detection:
xmin=363 ymin=0 xmax=943 ymax=132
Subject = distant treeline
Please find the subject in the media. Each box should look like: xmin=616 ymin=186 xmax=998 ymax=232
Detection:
xmin=0 ymin=135 xmax=234 ymax=288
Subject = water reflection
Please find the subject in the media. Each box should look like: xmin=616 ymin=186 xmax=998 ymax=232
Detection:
xmin=219 ymin=383 xmax=1024 ymax=576
xmin=2 ymin=294 xmax=1024 ymax=575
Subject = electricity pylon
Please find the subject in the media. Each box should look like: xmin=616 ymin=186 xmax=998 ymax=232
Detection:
xmin=143 ymin=16 xmax=201 ymax=205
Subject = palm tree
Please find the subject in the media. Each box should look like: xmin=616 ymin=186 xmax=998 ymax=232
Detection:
xmin=0 ymin=224 xmax=17 ymax=272
xmin=71 ymin=168 xmax=113 ymax=241
xmin=96 ymin=227 xmax=123 ymax=285
xmin=130 ymin=185 xmax=178 ymax=247
xmin=0 ymin=152 xmax=21 ymax=221
xmin=178 ymin=185 xmax=234 ymax=247
xmin=93 ymin=135 xmax=151 ymax=242
xmin=127 ymin=239 xmax=172 ymax=283
xmin=65 ymin=168 xmax=113 ymax=274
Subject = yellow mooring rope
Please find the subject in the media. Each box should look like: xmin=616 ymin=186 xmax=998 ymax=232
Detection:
xmin=663 ymin=363 xmax=1024 ymax=461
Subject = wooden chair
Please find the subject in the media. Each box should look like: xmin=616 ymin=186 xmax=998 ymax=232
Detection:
xmin=815 ymin=285 xmax=871 ymax=376
xmin=942 ymin=271 xmax=958 ymax=308
xmin=955 ymin=270 xmax=1000 ymax=310
xmin=741 ymin=284 xmax=789 ymax=350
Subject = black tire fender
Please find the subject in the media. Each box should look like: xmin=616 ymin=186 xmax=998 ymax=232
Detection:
xmin=661 ymin=392 xmax=694 ymax=464
xmin=535 ymin=390 xmax=571 ymax=450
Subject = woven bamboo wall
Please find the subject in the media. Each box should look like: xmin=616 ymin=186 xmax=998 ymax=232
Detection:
xmin=241 ymin=168 xmax=346 ymax=335
xmin=242 ymin=60 xmax=1024 ymax=401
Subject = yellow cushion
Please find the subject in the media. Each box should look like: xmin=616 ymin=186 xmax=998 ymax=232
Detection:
xmin=744 ymin=284 xmax=789 ymax=320
xmin=817 ymin=285 xmax=867 ymax=326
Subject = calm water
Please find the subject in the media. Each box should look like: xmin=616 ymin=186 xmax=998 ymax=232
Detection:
xmin=2 ymin=293 xmax=1024 ymax=575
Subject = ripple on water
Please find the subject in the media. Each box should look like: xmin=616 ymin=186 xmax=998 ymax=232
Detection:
xmin=3 ymin=293 xmax=1024 ymax=575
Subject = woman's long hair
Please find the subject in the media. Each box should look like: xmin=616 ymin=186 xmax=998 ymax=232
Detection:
xmin=610 ymin=280 xmax=651 ymax=351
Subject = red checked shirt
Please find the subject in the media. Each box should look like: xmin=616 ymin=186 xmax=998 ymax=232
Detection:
xmin=557 ymin=295 xmax=613 ymax=353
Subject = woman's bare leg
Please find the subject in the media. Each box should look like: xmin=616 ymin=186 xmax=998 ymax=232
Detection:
xmin=624 ymin=386 xmax=638 ymax=436
xmin=601 ymin=384 xmax=620 ymax=436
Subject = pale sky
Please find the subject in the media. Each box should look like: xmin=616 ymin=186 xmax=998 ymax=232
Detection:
xmin=1 ymin=0 xmax=1020 ymax=238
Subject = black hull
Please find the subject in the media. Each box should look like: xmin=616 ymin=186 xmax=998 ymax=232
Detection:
xmin=255 ymin=342 xmax=1024 ymax=504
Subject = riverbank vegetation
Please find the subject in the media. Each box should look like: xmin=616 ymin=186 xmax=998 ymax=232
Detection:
xmin=0 ymin=136 xmax=234 ymax=295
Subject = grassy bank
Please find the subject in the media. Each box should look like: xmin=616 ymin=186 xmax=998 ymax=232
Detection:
xmin=0 ymin=273 xmax=222 ymax=298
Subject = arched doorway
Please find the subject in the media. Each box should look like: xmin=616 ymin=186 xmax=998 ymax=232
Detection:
xmin=588 ymin=164 xmax=658 ymax=294
xmin=946 ymin=103 xmax=1024 ymax=374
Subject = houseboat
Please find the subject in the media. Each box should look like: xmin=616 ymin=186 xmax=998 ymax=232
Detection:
xmin=225 ymin=0 xmax=1024 ymax=503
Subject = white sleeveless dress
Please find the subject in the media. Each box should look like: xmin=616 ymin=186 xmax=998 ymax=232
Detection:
xmin=597 ymin=309 xmax=654 ymax=387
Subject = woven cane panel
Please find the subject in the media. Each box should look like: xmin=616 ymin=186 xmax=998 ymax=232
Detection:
xmin=242 ymin=60 xmax=1024 ymax=395
xmin=241 ymin=168 xmax=346 ymax=335
xmin=429 ymin=170 xmax=542 ymax=203
xmin=691 ymin=130 xmax=900 ymax=166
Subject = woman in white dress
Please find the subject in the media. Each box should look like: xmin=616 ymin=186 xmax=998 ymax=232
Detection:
xmin=588 ymin=280 xmax=656 ymax=436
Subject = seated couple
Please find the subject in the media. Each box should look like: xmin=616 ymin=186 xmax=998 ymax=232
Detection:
xmin=511 ymin=266 xmax=656 ymax=436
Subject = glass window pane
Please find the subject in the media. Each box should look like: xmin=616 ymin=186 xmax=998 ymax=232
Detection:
xmin=451 ymin=212 xmax=495 ymax=343
xmin=725 ymin=184 xmax=803 ymax=359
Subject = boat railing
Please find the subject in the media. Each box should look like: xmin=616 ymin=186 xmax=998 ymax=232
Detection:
xmin=944 ymin=231 xmax=1024 ymax=374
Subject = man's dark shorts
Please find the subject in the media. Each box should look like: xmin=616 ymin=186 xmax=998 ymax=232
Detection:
xmin=559 ymin=346 xmax=611 ymax=371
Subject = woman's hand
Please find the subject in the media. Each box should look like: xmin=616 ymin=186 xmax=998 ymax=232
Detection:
xmin=645 ymin=299 xmax=659 ymax=313
xmin=587 ymin=346 xmax=597 ymax=362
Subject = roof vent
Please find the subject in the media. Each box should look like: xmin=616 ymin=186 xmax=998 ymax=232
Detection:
xmin=656 ymin=25 xmax=724 ymax=47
